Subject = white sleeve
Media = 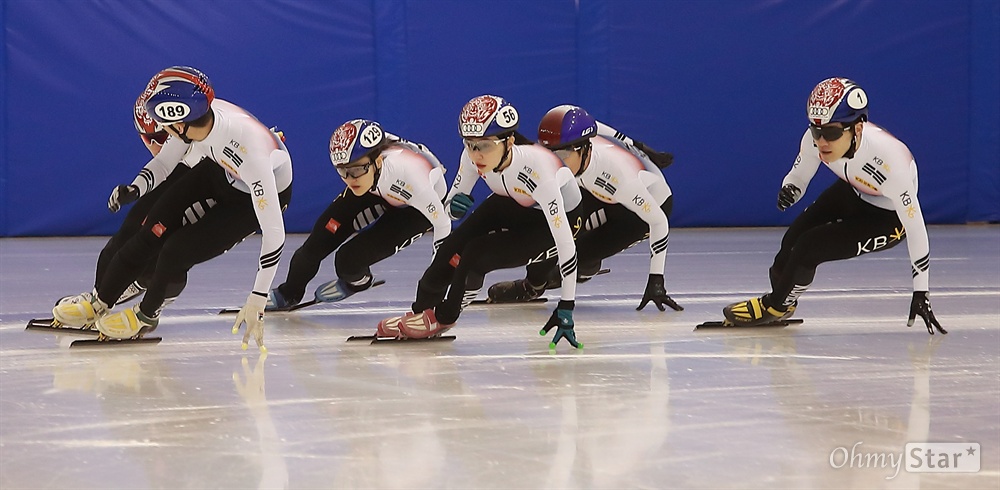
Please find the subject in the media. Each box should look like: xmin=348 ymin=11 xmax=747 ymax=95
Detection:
xmin=881 ymin=162 xmax=930 ymax=292
xmin=782 ymin=131 xmax=822 ymax=198
xmin=617 ymin=176 xmax=670 ymax=275
xmin=129 ymin=136 xmax=188 ymax=196
xmin=408 ymin=177 xmax=452 ymax=253
xmin=531 ymin=170 xmax=577 ymax=302
xmin=241 ymin=150 xmax=287 ymax=296
xmin=444 ymin=151 xmax=481 ymax=219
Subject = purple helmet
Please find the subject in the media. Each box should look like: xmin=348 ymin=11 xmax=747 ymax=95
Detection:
xmin=144 ymin=66 xmax=215 ymax=126
xmin=537 ymin=105 xmax=597 ymax=149
xmin=459 ymin=95 xmax=519 ymax=138
xmin=329 ymin=119 xmax=385 ymax=166
xmin=807 ymin=78 xmax=869 ymax=126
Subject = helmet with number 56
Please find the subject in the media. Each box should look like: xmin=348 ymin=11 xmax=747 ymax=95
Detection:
xmin=458 ymin=95 xmax=519 ymax=138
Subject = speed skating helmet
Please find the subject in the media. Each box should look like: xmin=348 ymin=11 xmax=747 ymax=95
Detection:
xmin=143 ymin=66 xmax=215 ymax=126
xmin=329 ymin=119 xmax=386 ymax=166
xmin=134 ymin=76 xmax=168 ymax=145
xmin=537 ymin=105 xmax=597 ymax=149
xmin=807 ymin=77 xmax=868 ymax=126
xmin=458 ymin=95 xmax=519 ymax=138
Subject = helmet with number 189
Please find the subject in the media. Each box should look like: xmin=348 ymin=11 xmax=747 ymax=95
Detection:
xmin=143 ymin=66 xmax=215 ymax=127
xmin=807 ymin=77 xmax=868 ymax=126
xmin=458 ymin=95 xmax=519 ymax=138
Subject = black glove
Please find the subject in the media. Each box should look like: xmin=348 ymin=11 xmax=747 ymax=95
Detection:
xmin=636 ymin=273 xmax=684 ymax=311
xmin=776 ymin=184 xmax=801 ymax=211
xmin=633 ymin=140 xmax=674 ymax=169
xmin=448 ymin=193 xmax=474 ymax=220
xmin=540 ymin=300 xmax=582 ymax=349
xmin=907 ymin=291 xmax=947 ymax=335
xmin=108 ymin=184 xmax=139 ymax=213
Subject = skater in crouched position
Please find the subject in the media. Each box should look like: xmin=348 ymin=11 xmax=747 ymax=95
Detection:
xmin=381 ymin=95 xmax=583 ymax=348
xmin=53 ymin=66 xmax=293 ymax=350
xmin=487 ymin=105 xmax=682 ymax=312
xmin=266 ymin=119 xmax=449 ymax=310
xmin=723 ymin=77 xmax=945 ymax=334
xmin=57 ymin=76 xmax=219 ymax=312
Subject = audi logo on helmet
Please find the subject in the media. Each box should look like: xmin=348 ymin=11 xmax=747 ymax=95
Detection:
xmin=809 ymin=106 xmax=830 ymax=117
xmin=330 ymin=150 xmax=349 ymax=163
xmin=461 ymin=123 xmax=484 ymax=134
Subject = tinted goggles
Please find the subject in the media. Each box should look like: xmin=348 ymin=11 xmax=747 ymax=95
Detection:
xmin=463 ymin=138 xmax=504 ymax=153
xmin=809 ymin=124 xmax=852 ymax=142
xmin=140 ymin=131 xmax=169 ymax=147
xmin=336 ymin=162 xmax=373 ymax=179
xmin=553 ymin=144 xmax=585 ymax=160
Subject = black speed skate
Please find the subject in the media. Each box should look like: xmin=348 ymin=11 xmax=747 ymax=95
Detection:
xmin=696 ymin=296 xmax=800 ymax=329
xmin=486 ymin=279 xmax=546 ymax=304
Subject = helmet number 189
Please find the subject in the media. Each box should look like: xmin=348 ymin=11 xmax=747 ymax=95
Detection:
xmin=155 ymin=102 xmax=190 ymax=122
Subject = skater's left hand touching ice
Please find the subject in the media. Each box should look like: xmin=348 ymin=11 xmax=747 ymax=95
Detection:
xmin=233 ymin=293 xmax=269 ymax=352
xmin=636 ymin=274 xmax=684 ymax=311
xmin=907 ymin=291 xmax=947 ymax=335
xmin=540 ymin=300 xmax=582 ymax=349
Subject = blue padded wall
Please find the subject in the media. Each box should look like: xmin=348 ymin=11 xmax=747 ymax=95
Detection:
xmin=1 ymin=0 xmax=997 ymax=236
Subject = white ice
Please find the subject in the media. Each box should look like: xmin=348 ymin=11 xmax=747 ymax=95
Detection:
xmin=1 ymin=226 xmax=998 ymax=489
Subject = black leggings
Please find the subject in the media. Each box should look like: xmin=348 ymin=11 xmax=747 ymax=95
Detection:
xmin=95 ymin=165 xmax=210 ymax=303
xmin=768 ymin=179 xmax=903 ymax=308
xmin=277 ymin=189 xmax=431 ymax=304
xmin=524 ymin=192 xmax=674 ymax=286
xmin=97 ymin=162 xmax=291 ymax=316
xmin=412 ymin=194 xmax=580 ymax=324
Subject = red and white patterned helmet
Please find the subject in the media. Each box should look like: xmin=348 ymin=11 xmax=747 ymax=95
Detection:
xmin=329 ymin=119 xmax=385 ymax=166
xmin=458 ymin=95 xmax=519 ymax=138
xmin=807 ymin=77 xmax=868 ymax=126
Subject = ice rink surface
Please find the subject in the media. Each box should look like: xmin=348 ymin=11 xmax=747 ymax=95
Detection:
xmin=1 ymin=225 xmax=998 ymax=490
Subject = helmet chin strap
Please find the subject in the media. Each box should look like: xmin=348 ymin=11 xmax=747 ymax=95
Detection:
xmin=493 ymin=139 xmax=512 ymax=173
xmin=843 ymin=127 xmax=859 ymax=159
xmin=171 ymin=123 xmax=193 ymax=144
xmin=576 ymin=144 xmax=592 ymax=176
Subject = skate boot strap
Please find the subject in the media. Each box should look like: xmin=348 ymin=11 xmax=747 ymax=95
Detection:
xmin=96 ymin=306 xmax=158 ymax=340
xmin=314 ymin=276 xmax=372 ymax=303
xmin=396 ymin=309 xmax=454 ymax=339
xmin=52 ymin=296 xmax=107 ymax=327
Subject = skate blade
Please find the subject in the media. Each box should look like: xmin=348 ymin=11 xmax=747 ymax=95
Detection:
xmin=25 ymin=318 xmax=99 ymax=336
xmin=471 ymin=297 xmax=548 ymax=305
xmin=695 ymin=318 xmax=803 ymax=329
xmin=346 ymin=335 xmax=456 ymax=344
xmin=217 ymin=280 xmax=386 ymax=314
xmin=70 ymin=336 xmax=162 ymax=348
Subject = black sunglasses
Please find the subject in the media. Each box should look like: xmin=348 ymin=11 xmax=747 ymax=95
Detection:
xmin=809 ymin=124 xmax=853 ymax=142
xmin=336 ymin=162 xmax=373 ymax=179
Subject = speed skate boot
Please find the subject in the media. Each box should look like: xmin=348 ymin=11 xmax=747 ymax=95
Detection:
xmin=486 ymin=279 xmax=545 ymax=303
xmin=395 ymin=309 xmax=455 ymax=339
xmin=57 ymin=281 xmax=146 ymax=308
xmin=265 ymin=288 xmax=296 ymax=311
xmin=314 ymin=276 xmax=372 ymax=303
xmin=52 ymin=292 xmax=109 ymax=327
xmin=375 ymin=314 xmax=405 ymax=339
xmin=722 ymin=295 xmax=796 ymax=327
xmin=96 ymin=305 xmax=159 ymax=339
